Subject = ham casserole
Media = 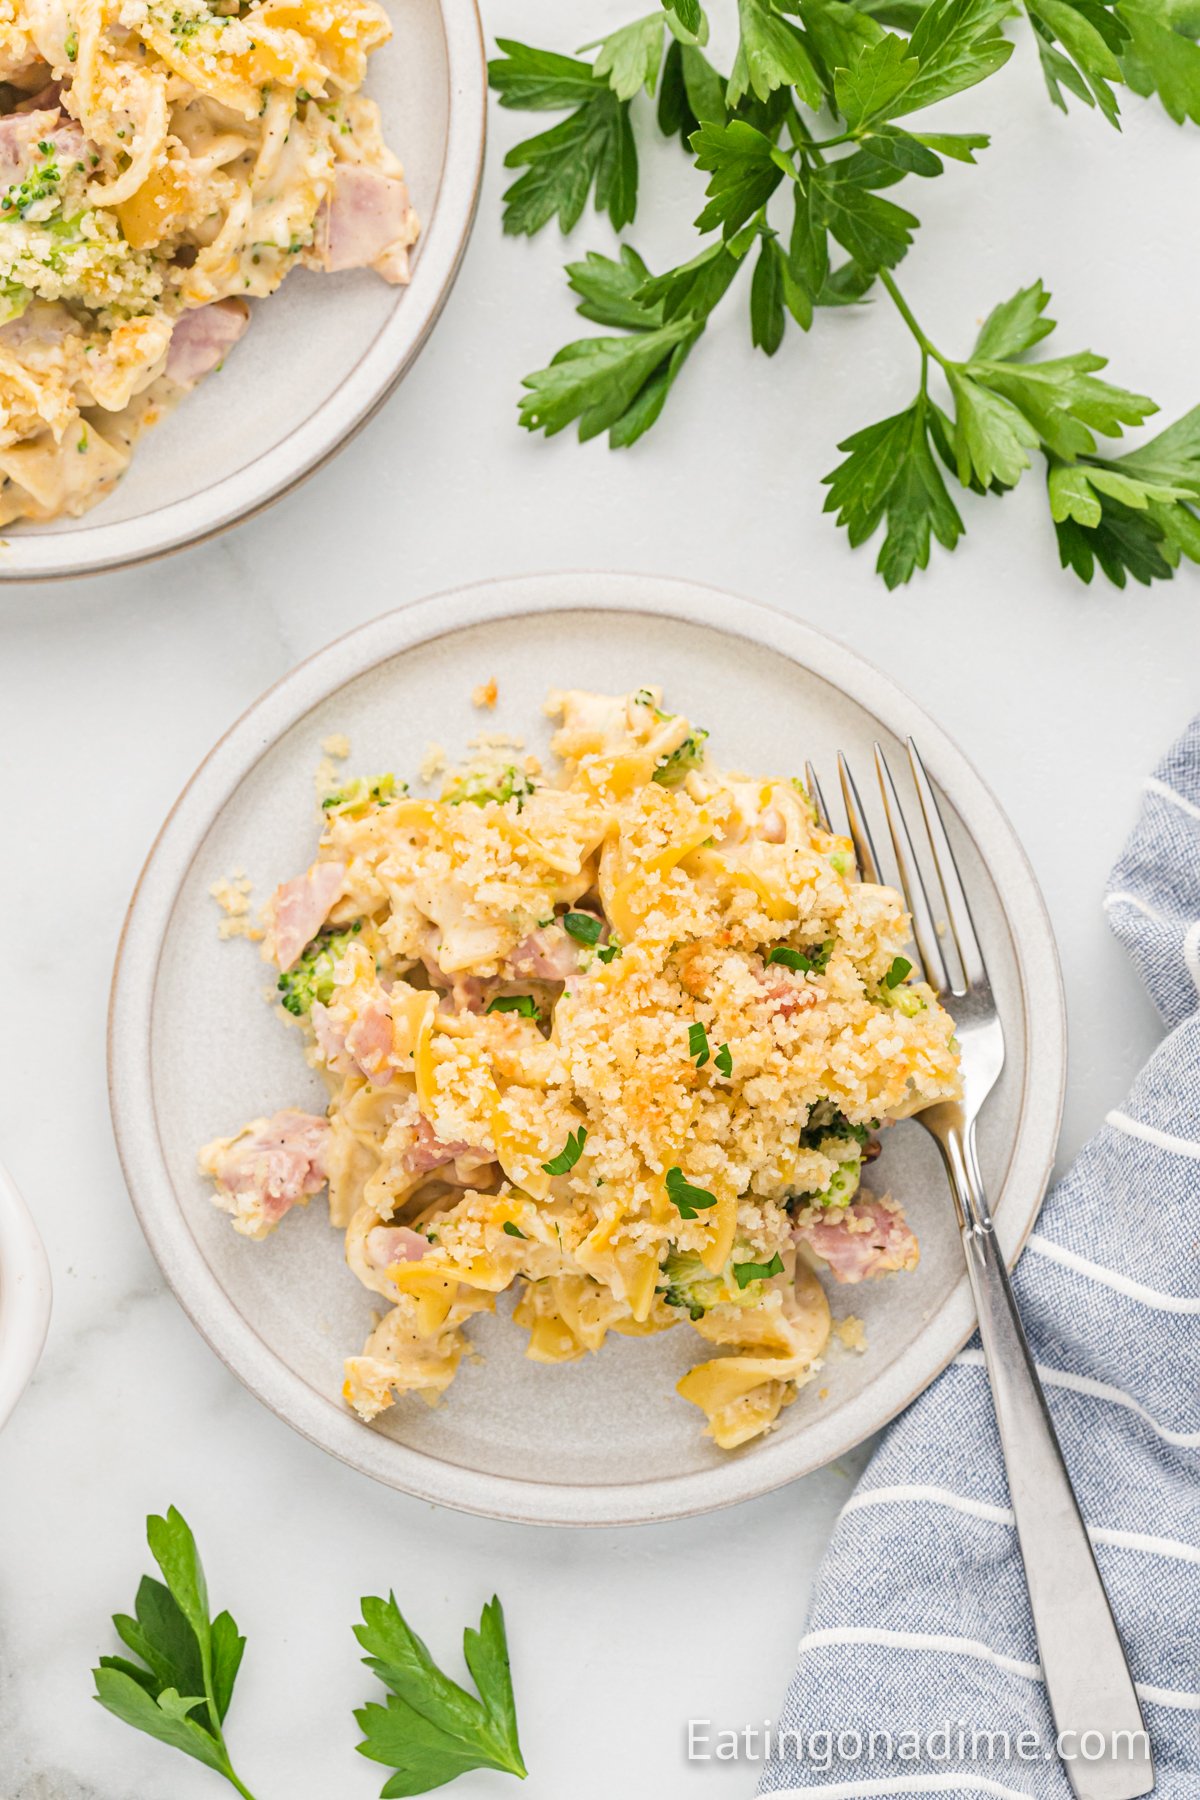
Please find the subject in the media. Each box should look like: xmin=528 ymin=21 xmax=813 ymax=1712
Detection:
xmin=200 ymin=690 xmax=962 ymax=1451
xmin=0 ymin=0 xmax=418 ymax=524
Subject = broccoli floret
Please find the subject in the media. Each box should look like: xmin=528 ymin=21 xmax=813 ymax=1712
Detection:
xmin=322 ymin=773 xmax=403 ymax=814
xmin=652 ymin=728 xmax=709 ymax=786
xmin=276 ymin=922 xmax=361 ymax=1017
xmin=800 ymin=1103 xmax=871 ymax=1150
xmin=659 ymin=1249 xmax=767 ymax=1318
xmin=444 ymin=766 xmax=536 ymax=811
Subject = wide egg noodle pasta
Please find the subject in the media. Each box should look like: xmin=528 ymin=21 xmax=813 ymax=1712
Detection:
xmin=0 ymin=0 xmax=419 ymax=524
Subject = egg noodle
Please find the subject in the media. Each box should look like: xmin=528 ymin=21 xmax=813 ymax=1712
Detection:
xmin=200 ymin=688 xmax=961 ymax=1450
xmin=0 ymin=0 xmax=416 ymax=523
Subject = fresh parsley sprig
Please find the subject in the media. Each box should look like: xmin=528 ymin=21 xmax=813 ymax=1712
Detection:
xmin=491 ymin=0 xmax=1200 ymax=587
xmin=355 ymin=1593 xmax=527 ymax=1796
xmin=92 ymin=1507 xmax=257 ymax=1799
xmin=824 ymin=277 xmax=1200 ymax=586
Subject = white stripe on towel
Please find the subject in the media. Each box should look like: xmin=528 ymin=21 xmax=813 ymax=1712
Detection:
xmin=1026 ymin=1232 xmax=1200 ymax=1313
xmin=1185 ymin=919 xmax=1200 ymax=999
xmin=1103 ymin=889 xmax=1171 ymax=926
xmin=797 ymin=1626 xmax=1200 ymax=1712
xmin=796 ymin=1627 xmax=1041 ymax=1683
xmin=1145 ymin=776 xmax=1200 ymax=821
xmin=841 ymin=1484 xmax=1200 ymax=1566
xmin=1106 ymin=1109 xmax=1200 ymax=1160
xmin=953 ymin=1350 xmax=1200 ymax=1448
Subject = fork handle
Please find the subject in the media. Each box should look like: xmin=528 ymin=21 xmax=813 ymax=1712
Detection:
xmin=940 ymin=1124 xmax=1153 ymax=1800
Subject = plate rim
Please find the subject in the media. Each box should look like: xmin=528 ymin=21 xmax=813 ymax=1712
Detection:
xmin=108 ymin=573 xmax=1067 ymax=1526
xmin=0 ymin=0 xmax=487 ymax=583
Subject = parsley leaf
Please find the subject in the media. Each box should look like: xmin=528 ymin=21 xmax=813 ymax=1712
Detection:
xmin=823 ymin=396 xmax=965 ymax=586
xmin=1120 ymin=0 xmax=1200 ymax=127
xmin=490 ymin=41 xmax=638 ymax=234
xmin=520 ymin=240 xmax=741 ymax=445
xmin=729 ymin=0 xmax=824 ymax=104
xmin=597 ymin=940 xmax=623 ymax=963
xmin=663 ymin=0 xmax=708 ymax=38
xmin=733 ymin=1251 xmax=785 ymax=1286
xmin=665 ymin=1166 xmax=719 ymax=1215
xmin=543 ymin=1127 xmax=588 ymax=1174
xmin=503 ymin=1220 xmax=529 ymax=1238
xmin=1048 ymin=404 xmax=1200 ymax=585
xmin=657 ymin=38 xmax=727 ymax=146
xmin=1028 ymin=0 xmax=1126 ymax=125
xmin=688 ymin=1020 xmax=711 ymax=1064
xmin=355 ymin=1593 xmax=527 ymax=1795
xmin=487 ymin=995 xmax=539 ymax=1017
xmin=766 ymin=944 xmax=814 ymax=970
xmin=563 ymin=910 xmax=604 ymax=943
xmin=590 ymin=13 xmax=666 ymax=100
xmin=884 ymin=954 xmax=913 ymax=986
xmin=93 ymin=1508 xmax=255 ymax=1797
xmin=714 ymin=1042 xmax=734 ymax=1076
xmin=691 ymin=118 xmax=789 ymax=235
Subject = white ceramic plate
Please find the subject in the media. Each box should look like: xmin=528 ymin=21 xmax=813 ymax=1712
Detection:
xmin=0 ymin=1161 xmax=53 ymax=1433
xmin=109 ymin=574 xmax=1066 ymax=1525
xmin=0 ymin=0 xmax=486 ymax=582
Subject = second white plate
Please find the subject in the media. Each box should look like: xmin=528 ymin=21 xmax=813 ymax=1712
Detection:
xmin=109 ymin=574 xmax=1066 ymax=1524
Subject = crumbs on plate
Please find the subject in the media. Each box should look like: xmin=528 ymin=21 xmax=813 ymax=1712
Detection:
xmin=472 ymin=678 xmax=498 ymax=710
xmin=209 ymin=874 xmax=262 ymax=942
xmin=834 ymin=1315 xmax=867 ymax=1353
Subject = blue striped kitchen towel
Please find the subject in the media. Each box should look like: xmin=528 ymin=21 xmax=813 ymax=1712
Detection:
xmin=759 ymin=719 xmax=1200 ymax=1800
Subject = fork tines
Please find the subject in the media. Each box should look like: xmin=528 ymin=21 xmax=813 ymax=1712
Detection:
xmin=813 ymin=740 xmax=990 ymax=1003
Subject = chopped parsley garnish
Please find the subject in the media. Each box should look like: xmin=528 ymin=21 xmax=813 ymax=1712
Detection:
xmin=487 ymin=994 xmax=539 ymax=1017
xmin=766 ymin=946 xmax=812 ymax=973
xmin=64 ymin=28 xmax=77 ymax=59
xmin=665 ymin=1167 xmax=717 ymax=1218
xmin=884 ymin=955 xmax=913 ymax=988
xmin=714 ymin=1043 xmax=733 ymax=1078
xmin=766 ymin=940 xmax=834 ymax=975
xmin=732 ymin=1252 xmax=784 ymax=1289
xmin=502 ymin=1220 xmax=528 ymax=1238
xmin=596 ymin=941 xmax=622 ymax=964
xmin=562 ymin=910 xmax=602 ymax=945
xmin=688 ymin=1021 xmax=710 ymax=1067
xmin=542 ymin=1127 xmax=587 ymax=1175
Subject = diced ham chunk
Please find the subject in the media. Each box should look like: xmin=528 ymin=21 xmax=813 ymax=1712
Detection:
xmin=402 ymin=1112 xmax=479 ymax=1176
xmin=364 ymin=1224 xmax=428 ymax=1269
xmin=319 ymin=164 xmax=418 ymax=284
xmin=166 ymin=300 xmax=250 ymax=391
xmin=798 ymin=1198 xmax=919 ymax=1284
xmin=507 ymin=925 xmax=581 ymax=982
xmin=199 ymin=1109 xmax=330 ymax=1239
xmin=762 ymin=973 xmax=817 ymax=1019
xmin=263 ymin=860 xmax=346 ymax=971
xmin=344 ymin=995 xmax=395 ymax=1082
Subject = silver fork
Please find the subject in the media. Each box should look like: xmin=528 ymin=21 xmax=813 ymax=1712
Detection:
xmin=807 ymin=742 xmax=1153 ymax=1800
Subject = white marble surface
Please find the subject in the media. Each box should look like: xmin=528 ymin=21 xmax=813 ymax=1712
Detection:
xmin=3 ymin=5 xmax=1200 ymax=1794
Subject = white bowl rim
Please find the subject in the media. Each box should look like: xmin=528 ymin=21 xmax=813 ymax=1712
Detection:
xmin=108 ymin=572 xmax=1067 ymax=1526
xmin=0 ymin=0 xmax=487 ymax=583
xmin=0 ymin=1160 xmax=53 ymax=1433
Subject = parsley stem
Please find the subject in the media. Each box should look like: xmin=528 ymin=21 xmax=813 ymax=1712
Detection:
xmin=879 ymin=269 xmax=948 ymax=370
xmin=222 ymin=1766 xmax=259 ymax=1800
